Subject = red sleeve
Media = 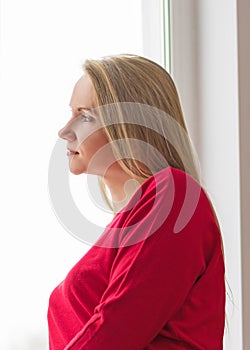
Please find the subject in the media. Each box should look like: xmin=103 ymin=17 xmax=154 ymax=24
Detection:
xmin=64 ymin=169 xmax=216 ymax=350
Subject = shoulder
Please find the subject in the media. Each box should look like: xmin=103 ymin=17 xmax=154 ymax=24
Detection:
xmin=123 ymin=166 xmax=205 ymax=228
xmin=119 ymin=167 xmax=220 ymax=246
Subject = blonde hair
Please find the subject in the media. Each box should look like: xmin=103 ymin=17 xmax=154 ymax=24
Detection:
xmin=83 ymin=54 xmax=229 ymax=326
xmin=84 ymin=54 xmax=200 ymax=193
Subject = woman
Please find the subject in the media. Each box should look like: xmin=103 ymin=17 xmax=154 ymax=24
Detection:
xmin=48 ymin=54 xmax=225 ymax=349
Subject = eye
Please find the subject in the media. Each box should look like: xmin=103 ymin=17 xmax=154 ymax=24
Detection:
xmin=79 ymin=113 xmax=95 ymax=122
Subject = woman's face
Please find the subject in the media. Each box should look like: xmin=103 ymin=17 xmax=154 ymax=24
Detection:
xmin=58 ymin=74 xmax=113 ymax=175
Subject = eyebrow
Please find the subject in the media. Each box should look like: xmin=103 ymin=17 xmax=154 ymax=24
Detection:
xmin=78 ymin=107 xmax=92 ymax=111
xmin=74 ymin=107 xmax=100 ymax=121
xmin=69 ymin=105 xmax=92 ymax=111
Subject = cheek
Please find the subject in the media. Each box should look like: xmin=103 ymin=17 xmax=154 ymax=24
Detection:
xmin=76 ymin=125 xmax=95 ymax=149
xmin=79 ymin=131 xmax=109 ymax=154
xmin=69 ymin=134 xmax=116 ymax=176
xmin=85 ymin=136 xmax=116 ymax=170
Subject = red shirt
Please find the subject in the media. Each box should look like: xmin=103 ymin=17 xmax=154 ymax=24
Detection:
xmin=48 ymin=166 xmax=225 ymax=349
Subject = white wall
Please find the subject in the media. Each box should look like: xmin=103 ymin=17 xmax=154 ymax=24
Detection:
xmin=237 ymin=0 xmax=250 ymax=349
xmin=171 ymin=1 xmax=242 ymax=349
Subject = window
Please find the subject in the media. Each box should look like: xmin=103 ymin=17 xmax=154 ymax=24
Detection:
xmin=0 ymin=0 xmax=170 ymax=348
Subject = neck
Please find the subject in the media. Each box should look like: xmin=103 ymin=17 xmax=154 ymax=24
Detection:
xmin=103 ymin=165 xmax=145 ymax=213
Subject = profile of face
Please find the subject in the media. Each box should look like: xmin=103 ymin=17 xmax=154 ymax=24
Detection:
xmin=58 ymin=74 xmax=115 ymax=176
xmin=58 ymin=73 xmax=146 ymax=208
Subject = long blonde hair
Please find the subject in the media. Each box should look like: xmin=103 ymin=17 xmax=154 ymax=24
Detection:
xmin=83 ymin=53 xmax=229 ymax=328
xmin=83 ymin=52 xmax=223 ymax=242
xmin=84 ymin=54 xmax=200 ymax=193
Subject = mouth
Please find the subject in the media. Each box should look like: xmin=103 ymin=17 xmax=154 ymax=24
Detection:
xmin=67 ymin=149 xmax=79 ymax=156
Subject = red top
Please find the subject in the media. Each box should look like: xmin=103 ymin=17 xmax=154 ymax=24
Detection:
xmin=48 ymin=166 xmax=225 ymax=349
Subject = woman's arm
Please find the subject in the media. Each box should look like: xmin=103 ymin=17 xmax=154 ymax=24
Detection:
xmin=64 ymin=169 xmax=222 ymax=350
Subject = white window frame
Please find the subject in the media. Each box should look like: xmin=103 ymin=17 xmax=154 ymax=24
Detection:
xmin=141 ymin=0 xmax=171 ymax=72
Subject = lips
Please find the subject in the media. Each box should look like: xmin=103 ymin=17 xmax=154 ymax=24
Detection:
xmin=67 ymin=149 xmax=79 ymax=156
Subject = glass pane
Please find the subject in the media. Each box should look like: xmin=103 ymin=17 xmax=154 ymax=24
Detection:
xmin=0 ymin=1 xmax=143 ymax=349
xmin=0 ymin=0 xmax=172 ymax=348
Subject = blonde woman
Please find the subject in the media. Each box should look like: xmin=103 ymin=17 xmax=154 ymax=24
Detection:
xmin=48 ymin=54 xmax=225 ymax=349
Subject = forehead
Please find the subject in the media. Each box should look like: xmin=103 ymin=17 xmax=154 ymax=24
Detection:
xmin=70 ymin=74 xmax=96 ymax=109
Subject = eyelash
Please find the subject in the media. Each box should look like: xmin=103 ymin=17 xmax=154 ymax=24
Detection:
xmin=79 ymin=114 xmax=95 ymax=122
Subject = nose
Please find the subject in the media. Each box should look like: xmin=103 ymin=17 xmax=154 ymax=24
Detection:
xmin=58 ymin=122 xmax=75 ymax=141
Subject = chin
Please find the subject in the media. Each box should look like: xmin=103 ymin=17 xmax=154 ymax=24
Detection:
xmin=69 ymin=169 xmax=83 ymax=175
xmin=69 ymin=164 xmax=86 ymax=175
xmin=68 ymin=156 xmax=85 ymax=175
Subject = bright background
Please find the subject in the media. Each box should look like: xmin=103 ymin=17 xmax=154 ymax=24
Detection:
xmin=0 ymin=0 xmax=144 ymax=348
xmin=0 ymin=0 xmax=247 ymax=349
